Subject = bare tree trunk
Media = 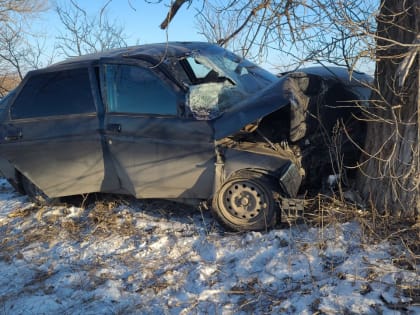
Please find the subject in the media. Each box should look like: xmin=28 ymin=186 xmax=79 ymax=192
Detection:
xmin=358 ymin=0 xmax=419 ymax=219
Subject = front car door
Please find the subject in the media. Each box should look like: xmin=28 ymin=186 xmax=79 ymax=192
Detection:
xmin=0 ymin=66 xmax=106 ymax=197
xmin=101 ymin=61 xmax=215 ymax=199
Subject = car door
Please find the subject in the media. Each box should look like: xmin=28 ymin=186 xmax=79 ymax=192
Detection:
xmin=0 ymin=66 xmax=107 ymax=197
xmin=101 ymin=61 xmax=215 ymax=199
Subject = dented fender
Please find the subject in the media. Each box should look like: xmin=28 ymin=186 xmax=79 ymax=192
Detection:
xmin=213 ymin=142 xmax=303 ymax=198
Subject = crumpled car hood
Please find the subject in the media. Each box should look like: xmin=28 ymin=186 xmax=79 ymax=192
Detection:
xmin=212 ymin=77 xmax=289 ymax=140
xmin=212 ymin=67 xmax=372 ymax=140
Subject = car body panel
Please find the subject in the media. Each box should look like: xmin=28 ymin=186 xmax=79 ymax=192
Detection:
xmin=99 ymin=60 xmax=217 ymax=199
xmin=0 ymin=66 xmax=107 ymax=198
xmin=212 ymin=78 xmax=288 ymax=140
xmin=104 ymin=115 xmax=216 ymax=198
xmin=213 ymin=67 xmax=372 ymax=141
xmin=0 ymin=115 xmax=106 ymax=197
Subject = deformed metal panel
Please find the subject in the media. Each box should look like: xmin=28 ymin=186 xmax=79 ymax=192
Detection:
xmin=212 ymin=78 xmax=289 ymax=140
xmin=104 ymin=115 xmax=216 ymax=199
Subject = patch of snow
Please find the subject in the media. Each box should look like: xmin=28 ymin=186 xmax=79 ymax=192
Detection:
xmin=0 ymin=179 xmax=418 ymax=314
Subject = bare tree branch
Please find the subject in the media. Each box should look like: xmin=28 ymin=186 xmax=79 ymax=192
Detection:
xmin=0 ymin=0 xmax=49 ymax=94
xmin=397 ymin=36 xmax=420 ymax=87
xmin=160 ymin=0 xmax=190 ymax=29
xmin=218 ymin=1 xmax=270 ymax=46
xmin=55 ymin=1 xmax=128 ymax=57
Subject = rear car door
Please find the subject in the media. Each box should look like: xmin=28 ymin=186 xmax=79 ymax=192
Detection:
xmin=0 ymin=66 xmax=106 ymax=197
xmin=101 ymin=61 xmax=215 ymax=199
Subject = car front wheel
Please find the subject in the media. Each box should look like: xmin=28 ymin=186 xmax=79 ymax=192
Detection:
xmin=212 ymin=171 xmax=278 ymax=231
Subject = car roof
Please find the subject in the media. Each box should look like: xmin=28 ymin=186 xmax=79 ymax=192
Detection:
xmin=47 ymin=42 xmax=218 ymax=70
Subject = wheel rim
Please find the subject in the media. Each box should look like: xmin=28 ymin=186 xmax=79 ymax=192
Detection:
xmin=218 ymin=179 xmax=269 ymax=222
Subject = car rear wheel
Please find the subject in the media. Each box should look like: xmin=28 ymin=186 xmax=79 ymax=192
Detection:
xmin=212 ymin=171 xmax=278 ymax=231
xmin=21 ymin=175 xmax=59 ymax=205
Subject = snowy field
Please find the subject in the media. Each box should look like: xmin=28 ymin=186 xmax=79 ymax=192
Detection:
xmin=0 ymin=178 xmax=418 ymax=314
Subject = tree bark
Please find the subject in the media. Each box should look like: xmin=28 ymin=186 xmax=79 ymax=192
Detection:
xmin=358 ymin=0 xmax=419 ymax=219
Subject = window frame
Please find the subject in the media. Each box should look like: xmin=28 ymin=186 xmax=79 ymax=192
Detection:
xmin=100 ymin=59 xmax=184 ymax=118
xmin=9 ymin=65 xmax=98 ymax=121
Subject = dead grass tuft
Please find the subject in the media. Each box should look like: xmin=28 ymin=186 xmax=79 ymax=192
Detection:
xmin=60 ymin=219 xmax=82 ymax=237
xmin=87 ymin=200 xmax=136 ymax=236
xmin=303 ymin=193 xmax=363 ymax=226
xmin=23 ymin=225 xmax=62 ymax=245
xmin=299 ymin=192 xmax=420 ymax=308
xmin=303 ymin=193 xmax=419 ymax=256
xmin=7 ymin=205 xmax=38 ymax=218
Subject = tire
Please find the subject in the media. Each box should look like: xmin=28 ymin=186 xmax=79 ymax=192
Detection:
xmin=21 ymin=175 xmax=59 ymax=205
xmin=212 ymin=171 xmax=278 ymax=231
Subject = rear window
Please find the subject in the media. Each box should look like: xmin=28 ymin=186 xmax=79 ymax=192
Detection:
xmin=11 ymin=68 xmax=95 ymax=119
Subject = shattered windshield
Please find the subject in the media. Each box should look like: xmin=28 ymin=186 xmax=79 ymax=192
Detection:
xmin=184 ymin=47 xmax=278 ymax=120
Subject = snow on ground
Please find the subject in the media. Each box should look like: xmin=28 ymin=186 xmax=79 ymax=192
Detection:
xmin=0 ymin=178 xmax=419 ymax=314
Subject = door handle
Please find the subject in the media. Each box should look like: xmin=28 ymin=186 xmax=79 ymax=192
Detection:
xmin=4 ymin=129 xmax=22 ymax=141
xmin=106 ymin=123 xmax=121 ymax=133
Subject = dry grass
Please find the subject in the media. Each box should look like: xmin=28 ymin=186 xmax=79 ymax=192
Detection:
xmin=0 ymin=198 xmax=138 ymax=258
xmin=6 ymin=205 xmax=37 ymax=218
xmin=0 ymin=190 xmax=418 ymax=313
xmin=298 ymin=192 xmax=420 ymax=308
xmin=87 ymin=200 xmax=137 ymax=236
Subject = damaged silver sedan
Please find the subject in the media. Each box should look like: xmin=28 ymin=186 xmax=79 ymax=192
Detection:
xmin=0 ymin=42 xmax=371 ymax=231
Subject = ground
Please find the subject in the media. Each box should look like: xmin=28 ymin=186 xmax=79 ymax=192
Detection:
xmin=0 ymin=178 xmax=419 ymax=314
